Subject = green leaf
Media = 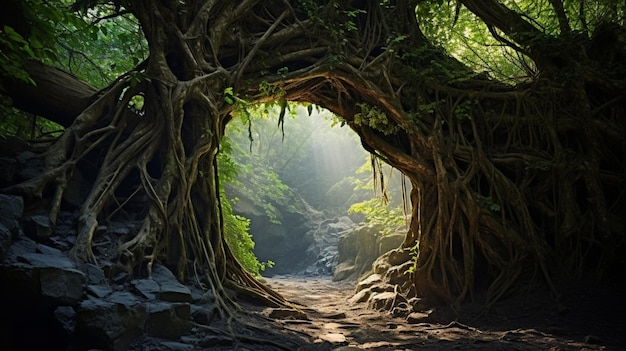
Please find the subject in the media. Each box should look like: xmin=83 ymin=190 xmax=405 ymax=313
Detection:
xmin=3 ymin=26 xmax=28 ymax=45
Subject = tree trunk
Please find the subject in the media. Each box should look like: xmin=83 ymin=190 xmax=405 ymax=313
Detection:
xmin=3 ymin=60 xmax=98 ymax=127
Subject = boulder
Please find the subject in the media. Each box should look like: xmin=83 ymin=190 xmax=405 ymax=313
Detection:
xmin=0 ymin=250 xmax=86 ymax=306
xmin=367 ymin=291 xmax=407 ymax=311
xmin=54 ymin=306 xmax=76 ymax=334
xmin=76 ymin=296 xmax=146 ymax=351
xmin=24 ymin=214 xmax=52 ymax=240
xmin=0 ymin=157 xmax=17 ymax=187
xmin=332 ymin=261 xmax=356 ymax=281
xmin=0 ymin=223 xmax=11 ymax=261
xmin=266 ymin=307 xmax=309 ymax=320
xmin=0 ymin=194 xmax=23 ymax=234
xmin=355 ymin=273 xmax=382 ymax=292
xmin=146 ymin=302 xmax=192 ymax=339
xmin=151 ymin=264 xmax=192 ymax=302
xmin=132 ymin=278 xmax=160 ymax=299
xmin=377 ymin=232 xmax=404 ymax=255
xmin=191 ymin=304 xmax=216 ymax=325
xmin=334 ymin=224 xmax=383 ymax=281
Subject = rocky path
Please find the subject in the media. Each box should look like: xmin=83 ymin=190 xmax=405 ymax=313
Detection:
xmin=261 ymin=275 xmax=623 ymax=351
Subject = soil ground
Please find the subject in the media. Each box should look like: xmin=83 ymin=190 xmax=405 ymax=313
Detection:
xmin=236 ymin=275 xmax=625 ymax=351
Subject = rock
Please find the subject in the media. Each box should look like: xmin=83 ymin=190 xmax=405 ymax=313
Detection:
xmin=24 ymin=214 xmax=52 ymax=240
xmin=332 ymin=261 xmax=356 ymax=281
xmin=266 ymin=307 xmax=309 ymax=320
xmin=7 ymin=237 xmax=37 ymax=259
xmin=386 ymin=261 xmax=414 ymax=285
xmin=76 ymin=297 xmax=146 ymax=351
xmin=36 ymin=243 xmax=62 ymax=256
xmin=328 ymin=216 xmax=355 ymax=233
xmin=0 ymin=249 xmax=86 ymax=305
xmin=86 ymin=284 xmax=113 ymax=298
xmin=323 ymin=312 xmax=347 ymax=319
xmin=0 ymin=194 xmax=23 ymax=233
xmin=132 ymin=278 xmax=160 ymax=299
xmin=406 ymin=311 xmax=430 ymax=324
xmin=199 ymin=335 xmax=234 ymax=348
xmin=0 ymin=223 xmax=11 ymax=261
xmin=151 ymin=264 xmax=192 ymax=302
xmin=348 ymin=288 xmax=372 ymax=304
xmin=17 ymin=251 xmax=75 ymax=269
xmin=368 ymin=291 xmax=407 ymax=311
xmin=86 ymin=263 xmax=106 ymax=284
xmin=39 ymin=265 xmax=86 ymax=305
xmin=319 ymin=333 xmax=347 ymax=344
xmin=0 ymin=157 xmax=17 ymax=186
xmin=355 ymin=273 xmax=382 ymax=292
xmin=191 ymin=304 xmax=215 ymax=325
xmin=159 ymin=341 xmax=196 ymax=350
xmin=377 ymin=232 xmax=404 ymax=255
xmin=54 ymin=306 xmax=76 ymax=334
xmin=17 ymin=151 xmax=45 ymax=180
xmin=387 ymin=248 xmax=412 ymax=265
xmin=146 ymin=302 xmax=192 ymax=339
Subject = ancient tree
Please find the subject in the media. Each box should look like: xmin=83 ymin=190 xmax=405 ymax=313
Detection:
xmin=3 ymin=0 xmax=625 ymax=316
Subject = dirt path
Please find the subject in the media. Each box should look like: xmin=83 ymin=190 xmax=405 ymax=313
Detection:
xmin=259 ymin=275 xmax=624 ymax=351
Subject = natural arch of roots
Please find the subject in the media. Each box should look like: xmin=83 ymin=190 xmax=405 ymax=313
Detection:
xmin=5 ymin=0 xmax=624 ymax=335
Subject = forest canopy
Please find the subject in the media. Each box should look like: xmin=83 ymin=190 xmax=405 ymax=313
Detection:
xmin=1 ymin=0 xmax=624 ymax=318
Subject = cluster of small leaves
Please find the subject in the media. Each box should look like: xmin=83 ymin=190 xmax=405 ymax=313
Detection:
xmin=404 ymin=242 xmax=420 ymax=275
xmin=258 ymin=80 xmax=286 ymax=99
xmin=475 ymin=193 xmax=501 ymax=213
xmin=295 ymin=0 xmax=364 ymax=48
xmin=353 ymin=103 xmax=399 ymax=135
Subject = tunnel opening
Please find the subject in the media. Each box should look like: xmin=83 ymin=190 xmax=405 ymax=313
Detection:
xmin=220 ymin=103 xmax=410 ymax=282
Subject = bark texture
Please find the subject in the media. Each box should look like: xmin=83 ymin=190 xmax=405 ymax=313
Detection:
xmin=2 ymin=0 xmax=625 ymax=315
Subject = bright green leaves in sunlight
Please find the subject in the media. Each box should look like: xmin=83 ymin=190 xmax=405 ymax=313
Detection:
xmin=416 ymin=0 xmax=626 ymax=81
xmin=347 ymin=158 xmax=407 ymax=236
xmin=415 ymin=1 xmax=531 ymax=81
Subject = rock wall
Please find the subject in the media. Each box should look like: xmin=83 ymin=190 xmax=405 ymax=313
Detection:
xmin=332 ymin=224 xmax=405 ymax=281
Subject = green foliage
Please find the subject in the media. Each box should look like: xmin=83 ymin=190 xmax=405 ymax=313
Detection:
xmin=415 ymin=1 xmax=530 ymax=80
xmin=404 ymin=242 xmax=419 ymax=275
xmin=475 ymin=194 xmax=501 ymax=213
xmin=1 ymin=1 xmax=147 ymax=141
xmin=348 ymin=198 xmax=405 ymax=236
xmin=353 ymin=103 xmax=399 ymax=135
xmin=0 ymin=1 xmax=146 ymax=89
xmin=0 ymin=0 xmax=65 ymax=84
xmin=223 ymin=112 xmax=300 ymax=224
xmin=347 ymin=159 xmax=407 ymax=235
xmin=294 ymin=0 xmax=364 ymax=48
xmin=0 ymin=107 xmax=64 ymax=139
xmin=218 ymin=137 xmax=273 ymax=276
xmin=55 ymin=3 xmax=147 ymax=88
xmin=416 ymin=0 xmax=625 ymax=81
